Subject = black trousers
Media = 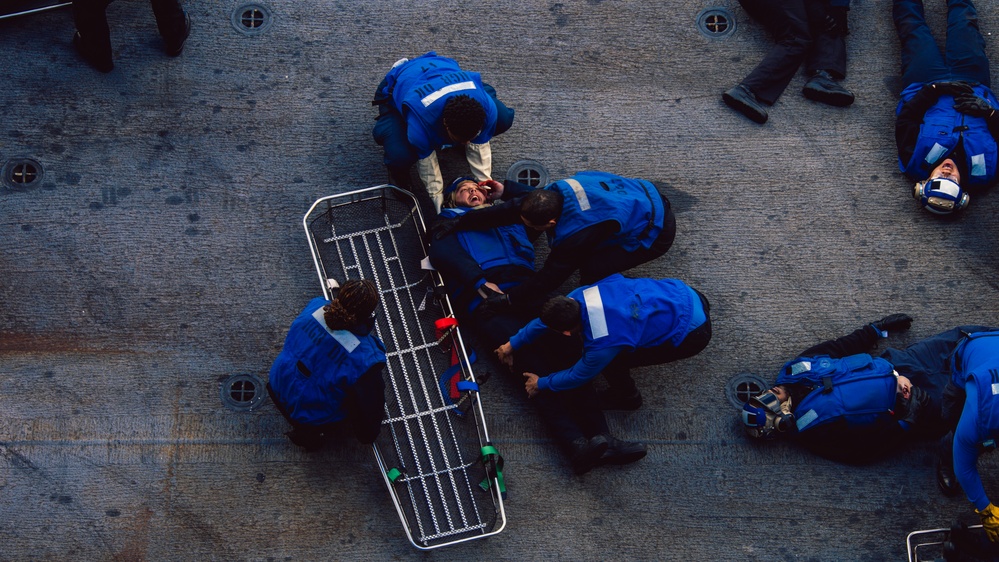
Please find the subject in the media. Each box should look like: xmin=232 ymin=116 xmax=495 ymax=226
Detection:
xmin=469 ymin=303 xmax=609 ymax=445
xmin=736 ymin=0 xmax=847 ymax=104
xmin=602 ymin=289 xmax=712 ymax=396
xmin=578 ymin=191 xmax=677 ymax=285
xmin=74 ymin=0 xmax=187 ymax=57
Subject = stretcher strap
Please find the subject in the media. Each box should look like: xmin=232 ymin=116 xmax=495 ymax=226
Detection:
xmin=478 ymin=444 xmax=506 ymax=499
xmin=456 ymin=381 xmax=479 ymax=392
xmin=386 ymin=467 xmax=403 ymax=483
xmin=435 ymin=317 xmax=461 ymax=366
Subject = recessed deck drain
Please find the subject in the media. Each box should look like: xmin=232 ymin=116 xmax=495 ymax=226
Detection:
xmin=696 ymin=8 xmax=736 ymax=39
xmin=506 ymin=159 xmax=549 ymax=188
xmin=2 ymin=158 xmax=43 ymax=190
xmin=725 ymin=373 xmax=769 ymax=408
xmin=220 ymin=373 xmax=266 ymax=411
xmin=231 ymin=3 xmax=273 ymax=35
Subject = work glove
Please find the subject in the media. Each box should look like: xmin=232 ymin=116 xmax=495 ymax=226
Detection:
xmin=897 ymin=386 xmax=930 ymax=427
xmin=871 ymin=313 xmax=913 ymax=336
xmin=478 ymin=285 xmax=512 ymax=311
xmin=931 ymin=81 xmax=976 ymax=97
xmin=954 ymin=92 xmax=997 ymax=118
xmin=823 ymin=6 xmax=849 ymax=37
xmin=976 ymin=503 xmax=999 ymax=542
xmin=431 ymin=217 xmax=460 ymax=240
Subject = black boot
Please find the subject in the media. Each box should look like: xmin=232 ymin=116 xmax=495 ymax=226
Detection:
xmin=73 ymin=31 xmax=114 ymax=73
xmin=568 ymin=435 xmax=609 ymax=475
xmin=163 ymin=12 xmax=191 ymax=57
xmin=286 ymin=429 xmax=325 ymax=452
xmin=937 ymin=458 xmax=960 ymax=497
xmin=723 ymin=84 xmax=768 ymax=124
xmin=597 ymin=436 xmax=647 ymax=466
xmin=802 ymin=70 xmax=855 ymax=107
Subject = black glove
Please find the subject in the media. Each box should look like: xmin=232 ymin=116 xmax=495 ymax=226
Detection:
xmin=954 ymin=92 xmax=996 ymax=118
xmin=431 ymin=217 xmax=460 ymax=240
xmin=477 ymin=285 xmax=511 ymax=311
xmin=897 ymin=385 xmax=930 ymax=426
xmin=824 ymin=6 xmax=849 ymax=37
xmin=932 ymin=81 xmax=976 ymax=97
xmin=871 ymin=313 xmax=913 ymax=335
xmin=483 ymin=293 xmax=511 ymax=310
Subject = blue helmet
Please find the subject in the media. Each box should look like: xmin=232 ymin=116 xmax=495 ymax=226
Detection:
xmin=913 ymin=177 xmax=969 ymax=214
xmin=443 ymin=176 xmax=477 ymax=209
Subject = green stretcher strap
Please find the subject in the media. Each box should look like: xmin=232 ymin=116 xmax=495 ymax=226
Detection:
xmin=386 ymin=467 xmax=402 ymax=483
xmin=478 ymin=444 xmax=506 ymax=499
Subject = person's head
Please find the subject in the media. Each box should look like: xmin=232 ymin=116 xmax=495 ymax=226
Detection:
xmin=443 ymin=176 xmax=489 ymax=209
xmin=441 ymin=95 xmax=486 ymax=144
xmin=913 ymin=158 xmax=970 ymax=214
xmin=913 ymin=176 xmax=969 ymax=215
xmin=520 ymin=189 xmax=563 ymax=231
xmin=741 ymin=386 xmax=796 ymax=440
xmin=895 ymin=373 xmax=912 ymax=400
xmin=324 ymin=279 xmax=379 ymax=330
xmin=931 ymin=158 xmax=962 ymax=184
xmin=540 ymin=296 xmax=581 ymax=334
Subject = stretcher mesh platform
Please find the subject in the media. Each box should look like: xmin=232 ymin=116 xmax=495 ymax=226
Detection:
xmin=302 ymin=186 xmax=506 ymax=550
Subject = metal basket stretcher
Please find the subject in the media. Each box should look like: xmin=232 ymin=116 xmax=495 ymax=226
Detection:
xmin=906 ymin=525 xmax=985 ymax=561
xmin=302 ymin=185 xmax=506 ymax=550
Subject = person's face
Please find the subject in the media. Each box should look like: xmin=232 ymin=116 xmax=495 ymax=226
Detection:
xmin=454 ymin=181 xmax=488 ymax=207
xmin=929 ymin=159 xmax=962 ymax=184
xmin=770 ymin=385 xmax=788 ymax=403
xmin=896 ymin=375 xmax=912 ymax=400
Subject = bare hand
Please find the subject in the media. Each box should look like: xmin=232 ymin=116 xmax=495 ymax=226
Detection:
xmin=524 ymin=372 xmax=539 ymax=397
xmin=478 ymin=281 xmax=504 ymax=297
xmin=495 ymin=342 xmax=514 ymax=369
xmin=479 ymin=179 xmax=504 ymax=200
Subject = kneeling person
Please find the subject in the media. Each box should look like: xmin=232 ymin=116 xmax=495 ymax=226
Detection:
xmin=430 ymin=179 xmax=644 ymax=474
xmin=267 ymin=280 xmax=387 ymax=450
xmin=498 ymin=274 xmax=712 ymax=411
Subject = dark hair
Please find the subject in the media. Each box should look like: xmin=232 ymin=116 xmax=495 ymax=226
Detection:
xmin=540 ymin=296 xmax=580 ymax=332
xmin=441 ymin=95 xmax=486 ymax=142
xmin=521 ymin=189 xmax=563 ymax=226
xmin=324 ymin=279 xmax=379 ymax=330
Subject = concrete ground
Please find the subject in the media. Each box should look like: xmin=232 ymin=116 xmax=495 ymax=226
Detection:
xmin=2 ymin=0 xmax=999 ymax=559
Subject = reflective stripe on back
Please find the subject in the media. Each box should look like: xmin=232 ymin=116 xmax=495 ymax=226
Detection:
xmin=421 ymin=81 xmax=477 ymax=107
xmin=582 ymin=286 xmax=609 ymax=339
xmin=564 ymin=178 xmax=591 ymax=211
xmin=312 ymin=308 xmax=360 ymax=352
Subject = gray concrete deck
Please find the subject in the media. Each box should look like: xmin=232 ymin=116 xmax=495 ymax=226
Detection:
xmin=2 ymin=0 xmax=999 ymax=559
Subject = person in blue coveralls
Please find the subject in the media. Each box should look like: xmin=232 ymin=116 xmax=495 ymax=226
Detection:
xmin=934 ymin=330 xmax=999 ymax=545
xmin=893 ymin=0 xmax=999 ymax=214
xmin=372 ymin=52 xmax=515 ymax=212
xmin=741 ymin=317 xmax=994 ymax=465
xmin=434 ymin=171 xmax=676 ymax=315
xmin=429 ymin=177 xmax=646 ymax=474
xmin=495 ymin=274 xmax=711 ymax=411
xmin=721 ymin=0 xmax=855 ymax=124
xmin=266 ymin=280 xmax=386 ymax=451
